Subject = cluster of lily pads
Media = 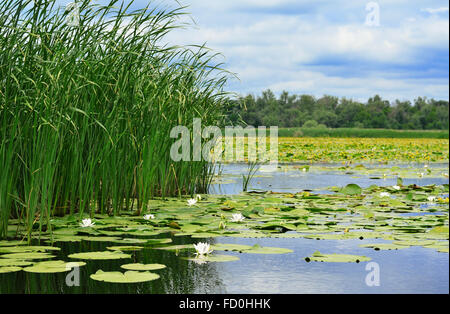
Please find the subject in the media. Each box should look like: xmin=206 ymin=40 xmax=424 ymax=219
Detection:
xmin=276 ymin=137 xmax=449 ymax=163
xmin=278 ymin=163 xmax=449 ymax=180
xmin=211 ymin=163 xmax=449 ymax=191
xmin=1 ymin=181 xmax=448 ymax=282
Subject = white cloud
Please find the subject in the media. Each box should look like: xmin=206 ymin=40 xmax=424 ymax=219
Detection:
xmin=167 ymin=12 xmax=448 ymax=65
xmin=422 ymin=7 xmax=449 ymax=14
xmin=54 ymin=0 xmax=450 ymax=100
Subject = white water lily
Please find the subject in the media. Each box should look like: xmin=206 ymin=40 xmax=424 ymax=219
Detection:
xmin=424 ymin=164 xmax=429 ymax=168
xmin=418 ymin=173 xmax=424 ymax=178
xmin=230 ymin=213 xmax=245 ymax=222
xmin=195 ymin=194 xmax=202 ymax=201
xmin=193 ymin=242 xmax=213 ymax=257
xmin=427 ymin=196 xmax=437 ymax=202
xmin=379 ymin=192 xmax=390 ymax=198
xmin=80 ymin=218 xmax=95 ymax=228
xmin=143 ymin=214 xmax=155 ymax=220
xmin=187 ymin=198 xmax=198 ymax=206
xmin=392 ymin=185 xmax=401 ymax=190
xmin=443 ymin=173 xmax=449 ymax=178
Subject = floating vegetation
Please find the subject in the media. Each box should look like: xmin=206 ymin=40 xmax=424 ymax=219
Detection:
xmin=305 ymin=251 xmax=371 ymax=263
xmin=0 ymin=182 xmax=447 ymax=287
xmin=241 ymin=244 xmax=293 ymax=254
xmin=340 ymin=184 xmax=363 ymax=195
xmin=107 ymin=246 xmax=145 ymax=252
xmin=4 ymin=182 xmax=444 ymax=254
xmin=68 ymin=251 xmax=131 ymax=260
xmin=0 ymin=246 xmax=60 ymax=253
xmin=23 ymin=261 xmax=86 ymax=274
xmin=121 ymin=263 xmax=166 ymax=271
xmin=277 ymin=138 xmax=449 ymax=163
xmin=0 ymin=260 xmax=33 ymax=267
xmin=359 ymin=243 xmax=411 ymax=251
xmin=0 ymin=252 xmax=55 ymax=260
xmin=0 ymin=266 xmax=22 ymax=274
xmin=90 ymin=270 xmax=160 ymax=283
xmin=212 ymin=243 xmax=254 ymax=252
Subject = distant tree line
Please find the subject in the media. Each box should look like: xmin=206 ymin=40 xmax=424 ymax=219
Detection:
xmin=224 ymin=90 xmax=449 ymax=130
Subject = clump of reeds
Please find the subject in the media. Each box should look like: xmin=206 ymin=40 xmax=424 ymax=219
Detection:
xmin=0 ymin=0 xmax=230 ymax=240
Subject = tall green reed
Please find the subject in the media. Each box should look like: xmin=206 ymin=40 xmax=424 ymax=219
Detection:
xmin=0 ymin=0 xmax=230 ymax=240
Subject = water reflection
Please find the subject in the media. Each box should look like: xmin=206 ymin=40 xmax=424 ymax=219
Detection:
xmin=1 ymin=226 xmax=448 ymax=294
xmin=214 ymin=237 xmax=449 ymax=294
xmin=0 ymin=236 xmax=226 ymax=294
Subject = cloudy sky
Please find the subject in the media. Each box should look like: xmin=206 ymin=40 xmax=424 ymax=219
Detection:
xmin=57 ymin=0 xmax=449 ymax=101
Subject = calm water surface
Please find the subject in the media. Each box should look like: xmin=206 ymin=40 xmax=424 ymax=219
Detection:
xmin=1 ymin=163 xmax=448 ymax=294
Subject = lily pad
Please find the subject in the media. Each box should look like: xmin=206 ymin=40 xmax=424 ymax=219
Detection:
xmin=106 ymin=246 xmax=144 ymax=251
xmin=0 ymin=252 xmax=55 ymax=260
xmin=120 ymin=263 xmax=166 ymax=271
xmin=340 ymin=184 xmax=363 ymax=195
xmin=68 ymin=251 xmax=131 ymax=260
xmin=81 ymin=236 xmax=121 ymax=242
xmin=0 ymin=266 xmax=22 ymax=273
xmin=90 ymin=270 xmax=160 ymax=283
xmin=144 ymin=238 xmax=173 ymax=245
xmin=243 ymin=244 xmax=293 ymax=254
xmin=46 ymin=235 xmax=85 ymax=242
xmin=305 ymin=251 xmax=371 ymax=263
xmin=190 ymin=232 xmax=221 ymax=238
xmin=423 ymin=242 xmax=449 ymax=253
xmin=392 ymin=240 xmax=436 ymax=247
xmin=212 ymin=243 xmax=253 ymax=252
xmin=109 ymin=238 xmax=150 ymax=245
xmin=0 ymin=246 xmax=61 ymax=254
xmin=359 ymin=243 xmax=410 ymax=251
xmin=23 ymin=261 xmax=86 ymax=273
xmin=0 ymin=259 xmax=33 ymax=267
xmin=0 ymin=240 xmax=27 ymax=247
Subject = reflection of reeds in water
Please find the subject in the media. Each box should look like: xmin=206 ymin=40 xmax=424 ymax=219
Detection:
xmin=0 ymin=0 xmax=230 ymax=240
xmin=0 ymin=236 xmax=225 ymax=294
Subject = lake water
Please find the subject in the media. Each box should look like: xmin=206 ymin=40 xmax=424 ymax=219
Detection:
xmin=209 ymin=162 xmax=449 ymax=195
xmin=1 ymin=163 xmax=448 ymax=294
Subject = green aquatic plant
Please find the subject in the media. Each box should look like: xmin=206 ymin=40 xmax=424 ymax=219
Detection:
xmin=0 ymin=182 xmax=447 ymax=291
xmin=305 ymin=251 xmax=371 ymax=263
xmin=23 ymin=260 xmax=86 ymax=273
xmin=0 ymin=266 xmax=22 ymax=274
xmin=90 ymin=270 xmax=160 ymax=283
xmin=68 ymin=250 xmax=131 ymax=260
xmin=242 ymin=160 xmax=260 ymax=192
xmin=120 ymin=263 xmax=166 ymax=271
xmin=0 ymin=0 xmax=230 ymax=240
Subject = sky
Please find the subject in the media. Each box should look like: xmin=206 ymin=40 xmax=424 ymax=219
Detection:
xmin=55 ymin=0 xmax=449 ymax=101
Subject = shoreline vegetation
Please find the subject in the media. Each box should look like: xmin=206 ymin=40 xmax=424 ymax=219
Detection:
xmin=278 ymin=127 xmax=449 ymax=139
xmin=225 ymin=90 xmax=449 ymax=131
xmin=0 ymin=0 xmax=230 ymax=240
